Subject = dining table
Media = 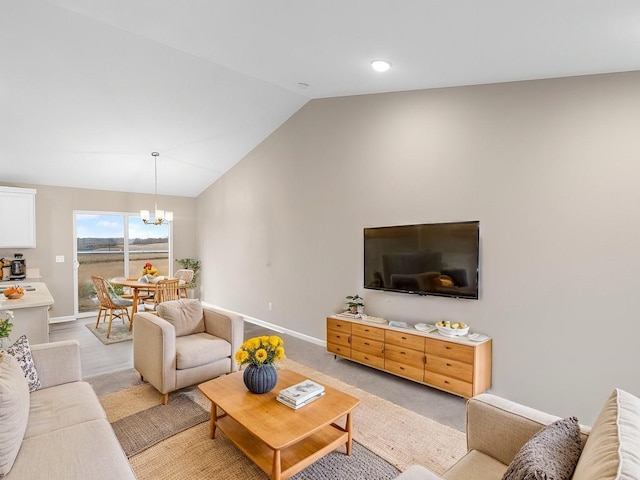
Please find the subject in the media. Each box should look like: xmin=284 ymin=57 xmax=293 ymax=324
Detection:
xmin=108 ymin=278 xmax=159 ymax=324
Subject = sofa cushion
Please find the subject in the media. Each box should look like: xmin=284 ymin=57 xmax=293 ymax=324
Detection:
xmin=4 ymin=335 xmax=41 ymax=392
xmin=0 ymin=353 xmax=30 ymax=476
xmin=443 ymin=450 xmax=508 ymax=480
xmin=6 ymin=419 xmax=136 ymax=479
xmin=572 ymin=388 xmax=640 ymax=480
xmin=25 ymin=381 xmax=106 ymax=439
xmin=502 ymin=416 xmax=582 ymax=480
xmin=176 ymin=333 xmax=231 ymax=370
xmin=157 ymin=299 xmax=205 ymax=337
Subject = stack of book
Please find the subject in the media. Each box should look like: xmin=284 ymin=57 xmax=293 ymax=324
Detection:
xmin=276 ymin=379 xmax=325 ymax=409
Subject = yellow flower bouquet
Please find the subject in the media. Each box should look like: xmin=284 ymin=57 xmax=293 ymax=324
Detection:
xmin=235 ymin=335 xmax=285 ymax=367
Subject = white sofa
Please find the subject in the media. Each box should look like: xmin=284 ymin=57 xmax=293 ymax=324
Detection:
xmin=0 ymin=340 xmax=136 ymax=479
xmin=397 ymin=389 xmax=640 ymax=480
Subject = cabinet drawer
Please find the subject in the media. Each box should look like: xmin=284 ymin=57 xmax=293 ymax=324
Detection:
xmin=385 ymin=330 xmax=425 ymax=351
xmin=327 ymin=318 xmax=352 ymax=333
xmin=384 ymin=343 xmax=424 ymax=369
xmin=352 ymin=336 xmax=384 ymax=357
xmin=385 ymin=359 xmax=424 ymax=383
xmin=425 ymin=355 xmax=473 ymax=383
xmin=327 ymin=342 xmax=350 ymax=357
xmin=352 ymin=323 xmax=385 ymax=341
xmin=424 ymin=371 xmax=473 ymax=398
xmin=327 ymin=331 xmax=350 ymax=347
xmin=426 ymin=338 xmax=474 ymax=364
xmin=352 ymin=350 xmax=385 ymax=369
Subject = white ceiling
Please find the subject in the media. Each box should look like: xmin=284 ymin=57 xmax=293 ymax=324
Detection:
xmin=2 ymin=1 xmax=639 ymax=197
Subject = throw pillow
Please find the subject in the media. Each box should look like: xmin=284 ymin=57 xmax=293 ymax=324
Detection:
xmin=156 ymin=299 xmax=205 ymax=337
xmin=0 ymin=352 xmax=30 ymax=476
xmin=5 ymin=335 xmax=41 ymax=392
xmin=502 ymin=416 xmax=582 ymax=480
xmin=572 ymin=388 xmax=640 ymax=480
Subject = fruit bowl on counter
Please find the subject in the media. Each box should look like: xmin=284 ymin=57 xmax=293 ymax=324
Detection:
xmin=435 ymin=321 xmax=469 ymax=337
xmin=3 ymin=285 xmax=25 ymax=299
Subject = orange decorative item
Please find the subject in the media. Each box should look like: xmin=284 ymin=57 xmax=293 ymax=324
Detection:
xmin=3 ymin=285 xmax=25 ymax=299
xmin=141 ymin=262 xmax=158 ymax=277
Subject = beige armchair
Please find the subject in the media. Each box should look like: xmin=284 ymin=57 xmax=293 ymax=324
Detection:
xmin=133 ymin=299 xmax=244 ymax=405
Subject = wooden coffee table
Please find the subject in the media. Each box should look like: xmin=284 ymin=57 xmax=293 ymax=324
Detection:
xmin=198 ymin=369 xmax=360 ymax=480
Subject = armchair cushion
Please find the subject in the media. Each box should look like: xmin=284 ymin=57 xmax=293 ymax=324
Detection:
xmin=176 ymin=333 xmax=232 ymax=370
xmin=157 ymin=299 xmax=205 ymax=337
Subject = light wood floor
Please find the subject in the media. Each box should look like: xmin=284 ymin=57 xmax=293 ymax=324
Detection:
xmin=50 ymin=318 xmax=467 ymax=431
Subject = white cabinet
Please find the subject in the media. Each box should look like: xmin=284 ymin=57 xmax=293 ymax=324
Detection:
xmin=0 ymin=186 xmax=37 ymax=248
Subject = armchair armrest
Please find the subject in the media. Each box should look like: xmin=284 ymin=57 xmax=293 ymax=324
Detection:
xmin=202 ymin=306 xmax=244 ymax=372
xmin=133 ymin=312 xmax=177 ymax=394
xmin=30 ymin=340 xmax=82 ymax=389
xmin=466 ymin=393 xmax=591 ymax=466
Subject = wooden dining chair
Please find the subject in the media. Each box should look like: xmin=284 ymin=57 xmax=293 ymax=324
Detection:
xmin=92 ymin=275 xmax=133 ymax=338
xmin=175 ymin=269 xmax=194 ymax=298
xmin=143 ymin=278 xmax=180 ymax=313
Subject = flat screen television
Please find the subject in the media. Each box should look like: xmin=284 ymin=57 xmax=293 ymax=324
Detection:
xmin=364 ymin=221 xmax=479 ymax=299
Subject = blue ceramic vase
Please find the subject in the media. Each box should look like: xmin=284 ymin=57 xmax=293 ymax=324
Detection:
xmin=243 ymin=364 xmax=278 ymax=394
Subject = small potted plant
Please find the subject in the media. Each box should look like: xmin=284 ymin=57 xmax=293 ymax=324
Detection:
xmin=0 ymin=310 xmax=14 ymax=349
xmin=346 ymin=295 xmax=364 ymax=314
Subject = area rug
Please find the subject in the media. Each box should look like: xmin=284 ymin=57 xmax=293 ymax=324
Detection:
xmin=99 ymin=358 xmax=467 ymax=479
xmin=111 ymin=393 xmax=209 ymax=457
xmin=85 ymin=320 xmax=132 ymax=345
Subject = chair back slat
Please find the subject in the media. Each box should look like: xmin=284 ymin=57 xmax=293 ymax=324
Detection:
xmin=155 ymin=278 xmax=180 ymax=304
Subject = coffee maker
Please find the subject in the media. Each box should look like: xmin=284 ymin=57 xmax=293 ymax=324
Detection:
xmin=10 ymin=254 xmax=26 ymax=280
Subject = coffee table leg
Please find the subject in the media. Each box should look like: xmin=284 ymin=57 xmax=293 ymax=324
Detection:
xmin=210 ymin=402 xmax=218 ymax=439
xmin=346 ymin=412 xmax=353 ymax=455
xmin=272 ymin=449 xmax=281 ymax=480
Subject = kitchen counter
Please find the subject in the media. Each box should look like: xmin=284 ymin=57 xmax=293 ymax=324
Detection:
xmin=0 ymin=282 xmax=54 ymax=344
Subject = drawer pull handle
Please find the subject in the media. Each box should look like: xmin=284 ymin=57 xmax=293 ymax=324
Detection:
xmin=399 ymin=366 xmax=405 ymax=371
xmin=364 ymin=342 xmax=370 ymax=346
xmin=401 ymin=336 xmax=407 ymax=340
xmin=364 ymin=356 xmax=369 ymax=360
xmin=400 ymin=351 xmax=406 ymax=355
xmin=444 ymin=380 xmax=450 ymax=384
xmin=446 ymin=363 xmax=452 ymax=367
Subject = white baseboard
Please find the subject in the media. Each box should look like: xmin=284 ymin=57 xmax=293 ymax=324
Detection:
xmin=49 ymin=315 xmax=77 ymax=324
xmin=201 ymin=302 xmax=326 ymax=348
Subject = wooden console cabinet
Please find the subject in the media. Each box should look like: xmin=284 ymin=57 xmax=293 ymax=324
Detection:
xmin=327 ymin=316 xmax=492 ymax=398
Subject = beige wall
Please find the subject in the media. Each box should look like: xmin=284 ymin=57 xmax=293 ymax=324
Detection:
xmin=0 ymin=184 xmax=197 ymax=318
xmin=197 ymin=71 xmax=640 ymax=424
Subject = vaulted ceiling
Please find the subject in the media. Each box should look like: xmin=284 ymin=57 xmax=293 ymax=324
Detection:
xmin=2 ymin=1 xmax=639 ymax=197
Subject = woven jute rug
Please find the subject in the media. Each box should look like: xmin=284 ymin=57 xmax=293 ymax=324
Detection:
xmin=99 ymin=358 xmax=466 ymax=479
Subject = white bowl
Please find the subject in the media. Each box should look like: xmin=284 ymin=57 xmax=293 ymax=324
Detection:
xmin=436 ymin=324 xmax=469 ymax=337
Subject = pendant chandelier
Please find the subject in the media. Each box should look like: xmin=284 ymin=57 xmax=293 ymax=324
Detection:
xmin=140 ymin=152 xmax=173 ymax=225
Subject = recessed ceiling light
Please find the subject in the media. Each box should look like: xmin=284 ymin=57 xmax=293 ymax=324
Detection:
xmin=371 ymin=60 xmax=392 ymax=72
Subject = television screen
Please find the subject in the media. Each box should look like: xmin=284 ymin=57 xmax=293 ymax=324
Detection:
xmin=364 ymin=221 xmax=479 ymax=299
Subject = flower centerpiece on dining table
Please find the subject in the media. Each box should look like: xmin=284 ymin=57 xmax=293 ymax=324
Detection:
xmin=235 ymin=335 xmax=285 ymax=394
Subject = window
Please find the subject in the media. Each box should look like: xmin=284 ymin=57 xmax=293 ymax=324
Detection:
xmin=74 ymin=212 xmax=172 ymax=316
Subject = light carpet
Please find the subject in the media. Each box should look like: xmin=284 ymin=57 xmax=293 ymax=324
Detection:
xmin=85 ymin=320 xmax=132 ymax=345
xmin=99 ymin=358 xmax=466 ymax=479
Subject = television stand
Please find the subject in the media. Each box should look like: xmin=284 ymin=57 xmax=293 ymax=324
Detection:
xmin=326 ymin=316 xmax=491 ymax=398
